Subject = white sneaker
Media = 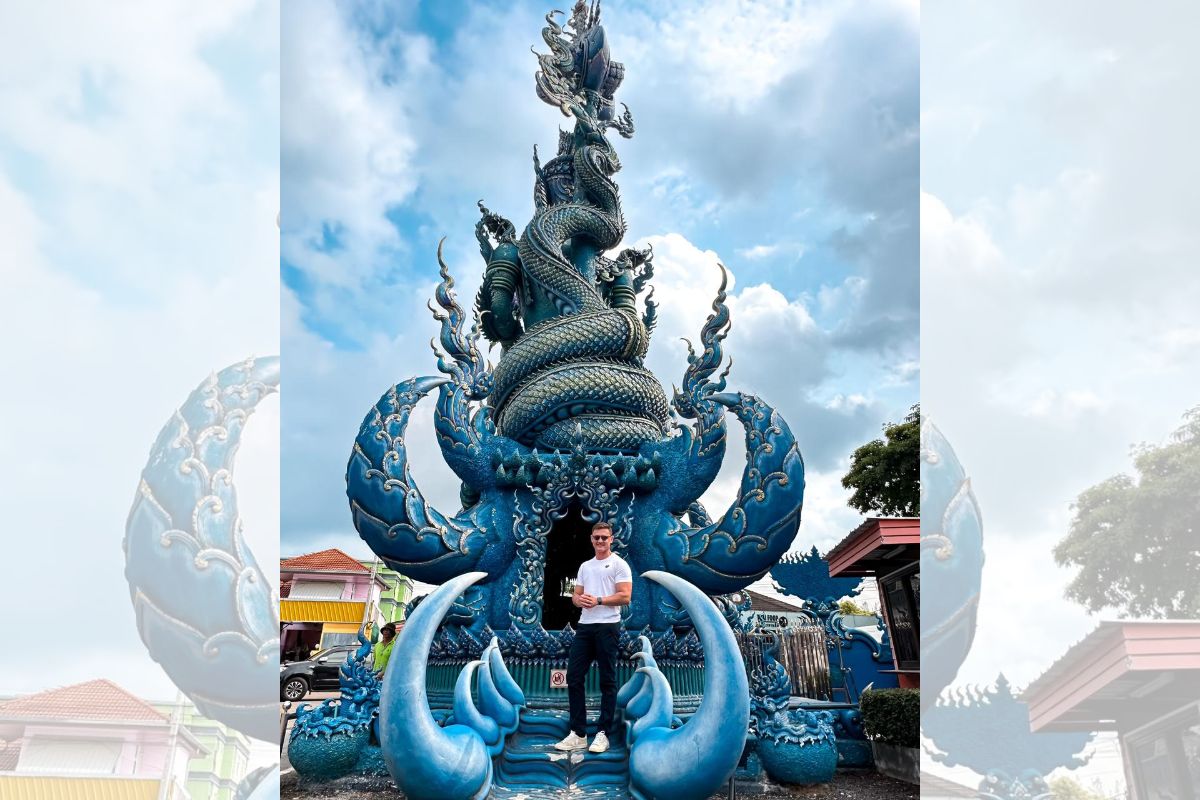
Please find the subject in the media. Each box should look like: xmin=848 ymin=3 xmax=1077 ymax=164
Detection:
xmin=588 ymin=731 xmax=610 ymax=753
xmin=554 ymin=732 xmax=588 ymax=751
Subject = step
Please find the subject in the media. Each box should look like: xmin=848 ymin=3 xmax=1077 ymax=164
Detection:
xmin=493 ymin=710 xmax=631 ymax=795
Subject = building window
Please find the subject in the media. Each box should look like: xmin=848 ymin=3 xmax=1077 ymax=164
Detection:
xmin=290 ymin=580 xmax=345 ymax=600
xmin=1128 ymin=707 xmax=1200 ymax=800
xmin=881 ymin=564 xmax=919 ymax=671
xmin=18 ymin=738 xmax=122 ymax=775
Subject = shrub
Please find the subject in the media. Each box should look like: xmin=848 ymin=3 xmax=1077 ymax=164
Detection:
xmin=859 ymin=688 xmax=919 ymax=748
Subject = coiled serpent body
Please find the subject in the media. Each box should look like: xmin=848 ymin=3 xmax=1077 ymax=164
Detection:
xmin=486 ymin=119 xmax=669 ymax=452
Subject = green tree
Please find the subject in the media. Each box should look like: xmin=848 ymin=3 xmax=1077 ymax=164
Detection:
xmin=841 ymin=404 xmax=920 ymax=516
xmin=838 ymin=599 xmax=872 ymax=616
xmin=1055 ymin=407 xmax=1200 ymax=618
xmin=1048 ymin=775 xmax=1108 ymax=800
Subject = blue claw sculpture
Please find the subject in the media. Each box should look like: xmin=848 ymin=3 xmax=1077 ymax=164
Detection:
xmin=379 ymin=572 xmax=494 ymax=800
xmin=485 ymin=637 xmax=526 ymax=708
xmin=453 ymin=661 xmax=503 ymax=756
xmin=629 ymin=666 xmax=674 ymax=744
xmin=477 ymin=645 xmax=520 ymax=736
xmin=628 ymin=571 xmax=750 ymax=800
xmin=617 ymin=636 xmax=656 ymax=713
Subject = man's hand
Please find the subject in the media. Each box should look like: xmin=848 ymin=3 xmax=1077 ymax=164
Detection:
xmin=576 ymin=593 xmax=599 ymax=608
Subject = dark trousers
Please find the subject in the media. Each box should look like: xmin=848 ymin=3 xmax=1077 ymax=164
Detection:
xmin=567 ymin=622 xmax=621 ymax=736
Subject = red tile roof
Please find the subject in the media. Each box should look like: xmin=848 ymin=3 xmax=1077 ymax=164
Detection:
xmin=280 ymin=548 xmax=369 ymax=573
xmin=0 ymin=679 xmax=167 ymax=723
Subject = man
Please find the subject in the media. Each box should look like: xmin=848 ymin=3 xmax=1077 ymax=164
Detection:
xmin=555 ymin=521 xmax=632 ymax=754
xmin=372 ymin=622 xmax=397 ymax=677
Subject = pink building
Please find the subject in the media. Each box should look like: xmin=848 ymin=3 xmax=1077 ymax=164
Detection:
xmin=279 ymin=548 xmax=389 ymax=661
xmin=1023 ymin=620 xmax=1200 ymax=800
xmin=0 ymin=679 xmax=203 ymax=800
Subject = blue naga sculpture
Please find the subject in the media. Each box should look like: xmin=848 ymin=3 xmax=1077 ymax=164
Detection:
xmin=347 ymin=14 xmax=805 ymax=637
xmin=344 ymin=3 xmax=806 ymax=798
xmin=749 ymin=637 xmax=839 ymax=786
xmin=287 ymin=624 xmax=386 ymax=781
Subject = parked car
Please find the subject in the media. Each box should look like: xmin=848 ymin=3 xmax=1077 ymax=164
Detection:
xmin=280 ymin=645 xmax=359 ymax=701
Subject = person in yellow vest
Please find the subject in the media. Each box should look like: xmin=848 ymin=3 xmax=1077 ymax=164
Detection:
xmin=372 ymin=622 xmax=397 ymax=676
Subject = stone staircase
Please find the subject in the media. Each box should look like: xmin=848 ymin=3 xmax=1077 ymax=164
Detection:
xmin=491 ymin=708 xmax=631 ymax=798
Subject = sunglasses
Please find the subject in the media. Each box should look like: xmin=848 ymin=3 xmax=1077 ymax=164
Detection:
xmin=591 ymin=535 xmax=611 ymax=541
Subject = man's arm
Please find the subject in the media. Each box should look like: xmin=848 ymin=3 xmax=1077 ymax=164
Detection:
xmin=600 ymin=581 xmax=632 ymax=608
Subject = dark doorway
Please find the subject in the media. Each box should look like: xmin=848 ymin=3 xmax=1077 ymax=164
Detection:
xmin=542 ymin=504 xmax=596 ymax=630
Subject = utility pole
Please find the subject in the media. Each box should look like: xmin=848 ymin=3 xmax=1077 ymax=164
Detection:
xmin=157 ymin=691 xmax=185 ymax=800
xmin=361 ymin=556 xmax=381 ymax=631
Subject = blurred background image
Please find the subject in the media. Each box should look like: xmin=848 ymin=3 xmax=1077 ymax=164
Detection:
xmin=0 ymin=1 xmax=280 ymax=797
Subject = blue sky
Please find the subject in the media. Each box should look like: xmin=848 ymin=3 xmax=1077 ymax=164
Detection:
xmin=280 ymin=0 xmax=920 ymax=571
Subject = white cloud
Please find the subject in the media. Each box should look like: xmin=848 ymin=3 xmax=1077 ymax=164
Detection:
xmin=635 ymin=232 xmax=826 ymax=403
xmin=817 ymin=275 xmax=867 ymax=314
xmin=824 ymin=393 xmax=870 ymax=411
xmin=618 ymin=1 xmax=836 ymax=112
xmin=1025 ymin=389 xmax=1105 ymax=420
xmin=885 ymin=359 xmax=920 ymax=386
xmin=921 ymin=191 xmax=1002 ymax=275
xmin=737 ymin=244 xmax=780 ymax=260
xmin=1008 ymin=168 xmax=1102 ymax=238
xmin=281 ymin=0 xmax=423 ymax=286
xmin=0 ymin=2 xmax=253 ymax=189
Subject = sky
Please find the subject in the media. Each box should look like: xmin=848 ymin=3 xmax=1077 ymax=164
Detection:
xmin=279 ymin=0 xmax=921 ymax=604
xmin=0 ymin=0 xmax=281 ymax=758
xmin=922 ymin=1 xmax=1200 ymax=793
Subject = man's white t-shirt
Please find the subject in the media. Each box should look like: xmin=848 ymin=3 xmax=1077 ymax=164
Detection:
xmin=576 ymin=553 xmax=632 ymax=624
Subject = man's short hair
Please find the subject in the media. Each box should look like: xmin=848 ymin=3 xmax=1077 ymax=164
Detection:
xmin=591 ymin=521 xmax=613 ymax=533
